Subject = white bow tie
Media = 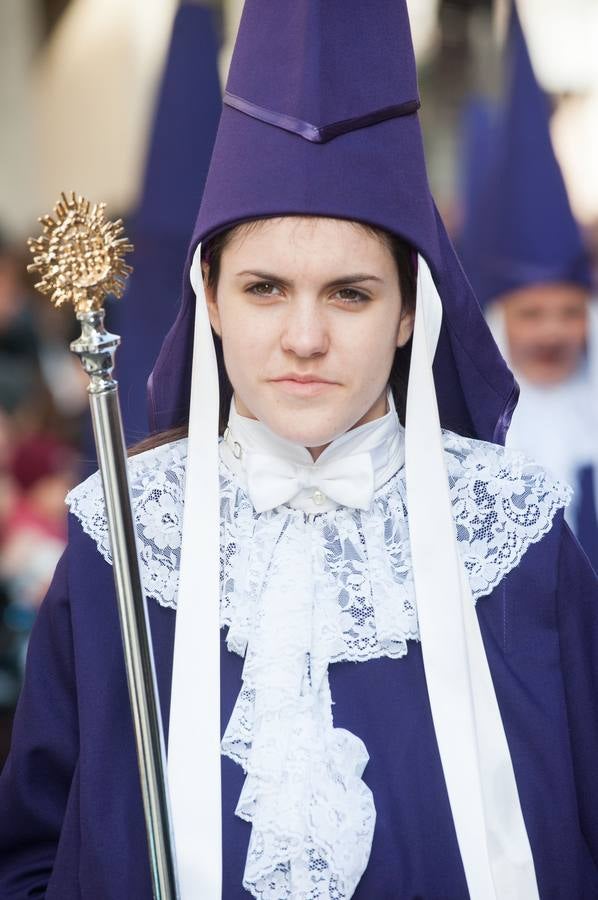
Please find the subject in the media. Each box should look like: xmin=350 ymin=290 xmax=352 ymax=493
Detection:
xmin=244 ymin=449 xmax=375 ymax=513
xmin=221 ymin=395 xmax=405 ymax=515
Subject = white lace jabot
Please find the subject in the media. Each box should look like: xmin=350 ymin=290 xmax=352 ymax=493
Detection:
xmin=66 ymin=428 xmax=571 ymax=899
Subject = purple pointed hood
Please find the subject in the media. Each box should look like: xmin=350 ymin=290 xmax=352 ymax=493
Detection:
xmin=458 ymin=2 xmax=593 ymax=308
xmin=148 ymin=0 xmax=517 ymax=443
xmin=115 ymin=2 xmax=221 ymax=442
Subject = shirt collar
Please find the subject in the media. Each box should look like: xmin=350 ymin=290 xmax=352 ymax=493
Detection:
xmin=220 ymin=392 xmax=404 ymax=513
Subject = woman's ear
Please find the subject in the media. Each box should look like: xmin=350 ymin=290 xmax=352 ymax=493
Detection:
xmin=202 ymin=262 xmax=222 ymax=337
xmin=397 ymin=308 xmax=415 ymax=348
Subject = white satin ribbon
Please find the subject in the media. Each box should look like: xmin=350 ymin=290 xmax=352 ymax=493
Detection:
xmin=168 ymin=243 xmax=222 ymax=899
xmin=406 ymin=255 xmax=539 ymax=899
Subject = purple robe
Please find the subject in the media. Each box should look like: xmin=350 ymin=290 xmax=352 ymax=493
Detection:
xmin=1 ymin=509 xmax=597 ymax=898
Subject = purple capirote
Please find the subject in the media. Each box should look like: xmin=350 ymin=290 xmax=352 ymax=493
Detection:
xmin=458 ymin=1 xmax=593 ymax=308
xmin=114 ymin=2 xmax=221 ymax=444
xmin=147 ymin=0 xmax=518 ymax=443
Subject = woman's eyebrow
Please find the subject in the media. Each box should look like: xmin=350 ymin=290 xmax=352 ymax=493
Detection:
xmin=236 ymin=270 xmax=291 ymax=285
xmin=235 ymin=270 xmax=384 ymax=287
xmin=324 ymin=273 xmax=383 ymax=288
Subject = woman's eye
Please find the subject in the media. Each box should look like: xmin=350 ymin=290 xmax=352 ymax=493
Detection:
xmin=334 ymin=288 xmax=369 ymax=304
xmin=247 ymin=281 xmax=281 ymax=297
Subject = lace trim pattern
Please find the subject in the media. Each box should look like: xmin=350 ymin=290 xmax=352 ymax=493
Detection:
xmin=442 ymin=431 xmax=571 ymax=597
xmin=67 ymin=433 xmax=571 ymax=623
xmin=67 ymin=442 xmax=186 ymax=609
xmin=66 ymin=433 xmax=571 ymax=899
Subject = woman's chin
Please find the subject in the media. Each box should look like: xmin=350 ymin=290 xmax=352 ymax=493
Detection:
xmin=262 ymin=414 xmax=348 ymax=450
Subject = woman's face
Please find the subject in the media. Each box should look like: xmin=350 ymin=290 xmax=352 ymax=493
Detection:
xmin=204 ymin=217 xmax=413 ymax=452
xmin=502 ymin=283 xmax=589 ymax=385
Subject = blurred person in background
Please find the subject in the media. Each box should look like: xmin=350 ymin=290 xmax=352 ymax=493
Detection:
xmin=0 ymin=430 xmax=79 ymax=710
xmin=0 ymin=221 xmax=87 ymax=445
xmin=0 ymin=231 xmax=44 ymax=711
xmin=458 ymin=1 xmax=598 ymax=569
xmin=0 ymin=407 xmax=19 ymax=546
xmin=0 ymin=227 xmax=86 ymax=717
xmin=0 ymin=407 xmax=19 ymax=709
xmin=1 ymin=434 xmax=78 ymax=612
xmin=0 ymin=229 xmax=40 ymax=419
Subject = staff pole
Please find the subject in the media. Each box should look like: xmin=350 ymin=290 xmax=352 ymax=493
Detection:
xmin=28 ymin=192 xmax=180 ymax=900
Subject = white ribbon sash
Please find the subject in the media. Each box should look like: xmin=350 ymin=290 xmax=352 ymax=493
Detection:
xmin=168 ymin=245 xmax=222 ymax=898
xmin=405 ymin=256 xmax=539 ymax=899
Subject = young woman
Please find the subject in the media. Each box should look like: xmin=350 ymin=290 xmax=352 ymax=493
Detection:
xmin=1 ymin=2 xmax=597 ymax=898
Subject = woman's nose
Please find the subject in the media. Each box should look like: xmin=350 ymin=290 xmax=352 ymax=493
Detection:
xmin=280 ymin=300 xmax=329 ymax=358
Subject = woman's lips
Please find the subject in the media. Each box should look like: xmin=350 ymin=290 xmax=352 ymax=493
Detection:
xmin=270 ymin=377 xmax=338 ymax=397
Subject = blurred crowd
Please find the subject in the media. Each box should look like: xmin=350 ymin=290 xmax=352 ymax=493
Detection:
xmin=0 ymin=228 xmax=89 ymax=718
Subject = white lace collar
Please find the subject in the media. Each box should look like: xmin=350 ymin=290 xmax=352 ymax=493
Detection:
xmin=221 ymin=394 xmax=404 ymax=514
xmin=66 ymin=430 xmax=570 ymax=617
xmin=66 ymin=431 xmax=570 ymax=898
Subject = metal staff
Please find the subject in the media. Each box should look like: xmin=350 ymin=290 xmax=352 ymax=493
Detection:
xmin=28 ymin=192 xmax=180 ymax=900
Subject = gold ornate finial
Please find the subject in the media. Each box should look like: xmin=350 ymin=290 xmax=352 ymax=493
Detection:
xmin=27 ymin=192 xmax=134 ymax=314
